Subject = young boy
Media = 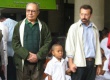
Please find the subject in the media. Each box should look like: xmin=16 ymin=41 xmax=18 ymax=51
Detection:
xmin=44 ymin=44 xmax=71 ymax=80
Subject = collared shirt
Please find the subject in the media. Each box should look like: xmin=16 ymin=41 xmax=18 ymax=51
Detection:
xmin=24 ymin=19 xmax=40 ymax=54
xmin=80 ymin=20 xmax=96 ymax=58
xmin=25 ymin=19 xmax=38 ymax=28
xmin=2 ymin=18 xmax=18 ymax=56
xmin=65 ymin=20 xmax=102 ymax=67
xmin=44 ymin=56 xmax=67 ymax=80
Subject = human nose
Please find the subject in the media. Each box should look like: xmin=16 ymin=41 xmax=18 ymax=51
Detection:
xmin=81 ymin=14 xmax=86 ymax=18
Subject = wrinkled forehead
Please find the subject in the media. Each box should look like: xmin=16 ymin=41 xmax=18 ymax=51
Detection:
xmin=26 ymin=3 xmax=39 ymax=10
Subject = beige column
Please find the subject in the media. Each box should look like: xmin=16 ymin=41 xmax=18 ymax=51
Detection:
xmin=74 ymin=0 xmax=104 ymax=30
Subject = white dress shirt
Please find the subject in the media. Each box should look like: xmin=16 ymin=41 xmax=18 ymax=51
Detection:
xmin=2 ymin=18 xmax=17 ymax=56
xmin=44 ymin=56 xmax=67 ymax=80
xmin=0 ymin=22 xmax=8 ymax=66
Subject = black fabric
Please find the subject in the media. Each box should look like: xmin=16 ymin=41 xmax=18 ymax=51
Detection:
xmin=7 ymin=56 xmax=16 ymax=80
xmin=71 ymin=59 xmax=96 ymax=80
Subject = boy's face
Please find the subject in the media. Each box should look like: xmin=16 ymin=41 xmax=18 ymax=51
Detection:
xmin=52 ymin=45 xmax=63 ymax=61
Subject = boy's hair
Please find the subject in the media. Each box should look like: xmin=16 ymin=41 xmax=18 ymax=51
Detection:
xmin=48 ymin=44 xmax=63 ymax=57
xmin=80 ymin=4 xmax=93 ymax=14
xmin=51 ymin=44 xmax=63 ymax=51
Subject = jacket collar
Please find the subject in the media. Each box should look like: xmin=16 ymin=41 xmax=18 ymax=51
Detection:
xmin=78 ymin=20 xmax=97 ymax=29
xmin=52 ymin=56 xmax=65 ymax=64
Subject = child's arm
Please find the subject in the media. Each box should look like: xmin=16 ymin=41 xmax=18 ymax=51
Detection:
xmin=47 ymin=74 xmax=52 ymax=80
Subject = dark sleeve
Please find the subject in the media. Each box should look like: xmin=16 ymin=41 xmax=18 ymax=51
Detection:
xmin=12 ymin=21 xmax=29 ymax=60
xmin=37 ymin=22 xmax=52 ymax=59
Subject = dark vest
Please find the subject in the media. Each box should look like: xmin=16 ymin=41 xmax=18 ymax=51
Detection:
xmin=23 ymin=23 xmax=40 ymax=54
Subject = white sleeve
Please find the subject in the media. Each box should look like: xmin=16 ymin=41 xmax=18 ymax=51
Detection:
xmin=65 ymin=24 xmax=75 ymax=58
xmin=64 ymin=58 xmax=68 ymax=71
xmin=44 ymin=61 xmax=53 ymax=76
xmin=1 ymin=25 xmax=8 ymax=66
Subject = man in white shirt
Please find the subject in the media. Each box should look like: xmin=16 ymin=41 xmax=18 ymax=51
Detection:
xmin=0 ymin=30 xmax=5 ymax=80
xmin=65 ymin=5 xmax=102 ymax=80
xmin=0 ymin=15 xmax=17 ymax=80
xmin=0 ymin=22 xmax=8 ymax=80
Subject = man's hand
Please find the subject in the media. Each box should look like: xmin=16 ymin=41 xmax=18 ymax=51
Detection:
xmin=96 ymin=65 xmax=102 ymax=75
xmin=27 ymin=52 xmax=38 ymax=63
xmin=69 ymin=63 xmax=77 ymax=72
xmin=68 ymin=58 xmax=77 ymax=73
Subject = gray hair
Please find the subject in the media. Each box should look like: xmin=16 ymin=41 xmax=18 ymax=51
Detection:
xmin=26 ymin=2 xmax=40 ymax=10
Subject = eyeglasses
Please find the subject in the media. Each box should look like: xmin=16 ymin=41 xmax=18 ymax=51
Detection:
xmin=80 ymin=13 xmax=90 ymax=17
xmin=26 ymin=9 xmax=38 ymax=13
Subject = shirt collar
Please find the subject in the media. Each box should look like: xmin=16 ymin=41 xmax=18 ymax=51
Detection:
xmin=25 ymin=19 xmax=38 ymax=24
xmin=78 ymin=20 xmax=97 ymax=29
xmin=52 ymin=56 xmax=64 ymax=63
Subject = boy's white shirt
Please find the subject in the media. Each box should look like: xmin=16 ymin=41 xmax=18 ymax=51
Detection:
xmin=44 ymin=56 xmax=67 ymax=80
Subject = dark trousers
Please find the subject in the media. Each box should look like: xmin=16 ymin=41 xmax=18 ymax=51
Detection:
xmin=71 ymin=59 xmax=96 ymax=80
xmin=0 ymin=56 xmax=5 ymax=80
xmin=16 ymin=62 xmax=44 ymax=80
xmin=0 ymin=66 xmax=5 ymax=80
xmin=7 ymin=56 xmax=16 ymax=80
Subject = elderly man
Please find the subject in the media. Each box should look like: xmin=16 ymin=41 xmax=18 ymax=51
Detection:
xmin=12 ymin=2 xmax=52 ymax=80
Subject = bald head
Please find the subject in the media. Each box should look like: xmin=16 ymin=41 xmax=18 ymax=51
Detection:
xmin=51 ymin=44 xmax=63 ymax=51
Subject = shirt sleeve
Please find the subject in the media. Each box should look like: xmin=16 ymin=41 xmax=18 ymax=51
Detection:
xmin=44 ymin=61 xmax=53 ymax=76
xmin=1 ymin=26 xmax=8 ymax=66
xmin=65 ymin=24 xmax=75 ymax=58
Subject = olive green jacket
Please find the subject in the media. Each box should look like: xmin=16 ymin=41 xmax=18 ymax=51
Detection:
xmin=12 ymin=19 xmax=52 ymax=71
